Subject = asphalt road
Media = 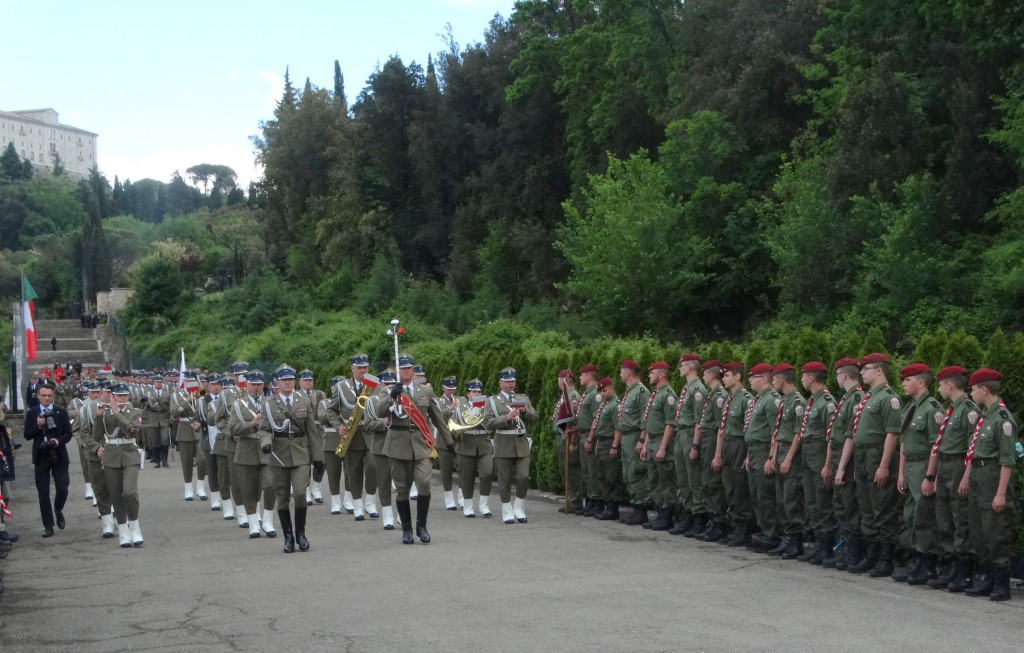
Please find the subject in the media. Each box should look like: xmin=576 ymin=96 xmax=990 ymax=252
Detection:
xmin=1 ymin=447 xmax=1021 ymax=652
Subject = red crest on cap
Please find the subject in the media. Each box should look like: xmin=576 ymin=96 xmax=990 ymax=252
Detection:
xmin=834 ymin=357 xmax=860 ymax=370
xmin=702 ymin=360 xmax=722 ymax=372
xmin=936 ymin=365 xmax=967 ymax=382
xmin=748 ymin=363 xmax=773 ymax=376
xmin=968 ymin=368 xmax=1001 ymax=386
xmin=648 ymin=361 xmax=670 ymax=371
xmin=860 ymin=353 xmax=890 ymax=367
xmin=679 ymin=353 xmax=701 ymax=363
xmin=772 ymin=363 xmax=794 ymax=376
xmin=801 ymin=361 xmax=827 ymax=374
xmin=621 ymin=360 xmax=640 ymax=371
xmin=899 ymin=363 xmax=931 ymax=380
xmin=597 ymin=377 xmax=613 ymax=391
xmin=723 ymin=361 xmax=745 ymax=374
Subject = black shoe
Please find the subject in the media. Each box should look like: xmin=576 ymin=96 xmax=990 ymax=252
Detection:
xmin=283 ymin=534 xmax=295 ymax=553
xmin=296 ymin=532 xmax=310 ymax=551
xmin=907 ymin=554 xmax=935 ymax=585
xmin=782 ymin=536 xmax=804 ymax=560
xmin=584 ymin=500 xmax=602 ymax=517
xmin=249 ymin=531 xmax=261 ymax=539
xmin=416 ymin=525 xmax=431 ymax=543
xmin=416 ymin=495 xmax=431 ymax=543
xmin=946 ymin=559 xmax=973 ymax=593
xmin=767 ymin=536 xmax=790 ymax=556
xmin=965 ymin=566 xmax=994 ymax=597
xmin=684 ymin=515 xmax=707 ymax=538
xmin=278 ymin=509 xmax=294 ymax=553
xmin=748 ymin=533 xmax=779 ymax=553
xmin=56 ymin=512 xmax=65 ymax=530
xmin=294 ymin=507 xmax=309 ymax=551
xmin=314 ymin=497 xmax=324 ymax=504
xmin=620 ymin=506 xmax=647 ymax=526
xmin=0 ymin=531 xmax=18 ymax=543
xmin=397 ymin=500 xmax=414 ymax=544
xmin=595 ymin=504 xmax=620 ymax=521
xmin=727 ymin=522 xmax=751 ymax=548
xmin=869 ymin=544 xmax=895 ymax=578
xmin=402 ymin=526 xmax=415 ymax=544
xmin=650 ymin=508 xmax=673 ymax=532
xmin=42 ymin=526 xmax=54 ymax=538
xmin=669 ymin=513 xmax=695 ymax=535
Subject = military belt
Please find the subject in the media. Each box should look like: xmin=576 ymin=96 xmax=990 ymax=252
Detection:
xmin=273 ymin=432 xmax=300 ymax=438
xmin=938 ymin=451 xmax=966 ymax=460
xmin=495 ymin=429 xmax=525 ymax=436
xmin=903 ymin=453 xmax=929 ymax=463
xmin=324 ymin=427 xmax=337 ymax=433
xmin=465 ymin=430 xmax=489 ymax=436
xmin=390 ymin=425 xmax=419 ymax=432
xmin=178 ymin=418 xmax=192 ymax=423
xmin=107 ymin=438 xmax=137 ymax=446
xmin=855 ymin=443 xmax=883 ymax=451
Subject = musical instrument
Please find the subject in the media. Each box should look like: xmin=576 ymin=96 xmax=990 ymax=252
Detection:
xmin=335 ymin=382 xmax=372 ymax=457
xmin=447 ymin=403 xmax=484 ymax=434
xmin=509 ymin=393 xmax=526 ymax=432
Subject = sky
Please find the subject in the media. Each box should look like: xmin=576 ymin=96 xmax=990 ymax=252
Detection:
xmin=1 ymin=0 xmax=517 ymax=189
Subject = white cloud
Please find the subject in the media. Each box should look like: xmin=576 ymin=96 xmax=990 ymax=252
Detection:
xmin=100 ymin=142 xmax=262 ymax=189
xmin=260 ymin=70 xmax=285 ymax=114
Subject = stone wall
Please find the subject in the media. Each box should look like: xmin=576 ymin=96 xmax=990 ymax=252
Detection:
xmin=97 ymin=288 xmax=134 ymax=316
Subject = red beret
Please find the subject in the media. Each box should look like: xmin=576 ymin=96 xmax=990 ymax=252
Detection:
xmin=834 ymin=357 xmax=860 ymax=370
xmin=748 ymin=363 xmax=773 ymax=376
xmin=648 ymin=361 xmax=670 ymax=371
xmin=969 ymin=368 xmax=1001 ymax=386
xmin=558 ymin=369 xmax=575 ymax=380
xmin=722 ymin=361 xmax=745 ymax=374
xmin=702 ymin=360 xmax=722 ymax=371
xmin=621 ymin=359 xmax=640 ymax=371
xmin=899 ymin=363 xmax=931 ymax=380
xmin=772 ymin=363 xmax=795 ymax=376
xmin=802 ymin=361 xmax=827 ymax=374
xmin=579 ymin=364 xmax=599 ymax=375
xmin=860 ymin=353 xmax=890 ymax=367
xmin=597 ymin=376 xmax=614 ymax=391
xmin=936 ymin=366 xmax=967 ymax=382
xmin=679 ymin=353 xmax=701 ymax=363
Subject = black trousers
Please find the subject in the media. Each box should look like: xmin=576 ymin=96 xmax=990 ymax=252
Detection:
xmin=35 ymin=457 xmax=70 ymax=527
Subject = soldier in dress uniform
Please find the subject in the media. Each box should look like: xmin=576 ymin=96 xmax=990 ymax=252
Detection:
xmin=669 ymin=354 xmax=706 ymax=534
xmin=742 ymin=363 xmax=781 ymax=553
xmin=821 ymin=358 xmax=864 ymax=570
xmin=68 ymin=382 xmax=98 ymax=506
xmin=171 ymin=372 xmax=209 ymax=501
xmin=962 ymin=368 xmax=1018 ymax=601
xmin=553 ymin=370 xmax=582 ymax=514
xmin=767 ymin=363 xmax=806 ymax=559
xmin=713 ymin=361 xmax=755 ymax=547
xmin=893 ymin=363 xmax=943 ymax=584
xmin=329 ymin=356 xmax=378 ymax=521
xmin=794 ymin=361 xmax=838 ymax=564
xmin=384 ymin=354 xmax=452 ymax=543
xmin=639 ymin=362 xmax=677 ymax=531
xmin=368 ymin=369 xmax=398 ymax=528
xmin=319 ymin=375 xmax=346 ymax=515
xmin=143 ymin=374 xmax=172 ymax=468
xmin=455 ymin=379 xmax=493 ymax=518
xmin=576 ymin=365 xmax=601 ymax=516
xmin=437 ymin=376 xmax=464 ymax=510
xmin=298 ymin=370 xmax=327 ymax=506
xmin=230 ymin=371 xmax=272 ymax=538
xmin=82 ymin=382 xmax=116 ymax=537
xmin=483 ymin=367 xmax=539 ymax=525
xmin=614 ymin=360 xmax=651 ymax=526
xmin=206 ymin=375 xmax=238 ymax=521
xmin=89 ymin=384 xmax=145 ymax=548
xmin=258 ymin=365 xmax=323 ymax=553
xmin=923 ymin=366 xmax=978 ymax=591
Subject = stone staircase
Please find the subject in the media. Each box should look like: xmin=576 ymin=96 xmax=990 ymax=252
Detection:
xmin=28 ymin=319 xmax=108 ymax=377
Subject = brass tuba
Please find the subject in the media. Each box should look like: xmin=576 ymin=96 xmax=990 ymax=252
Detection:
xmin=335 ymin=383 xmax=373 ymax=457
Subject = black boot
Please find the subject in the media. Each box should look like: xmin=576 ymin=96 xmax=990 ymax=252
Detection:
xmin=768 ymin=535 xmax=790 ymax=557
xmin=696 ymin=519 xmax=721 ymax=542
xmin=621 ymin=505 xmax=647 ymax=526
xmin=294 ymin=506 xmax=309 ymax=551
xmin=907 ymin=553 xmax=935 ymax=585
xmin=989 ymin=566 xmax=1011 ymax=601
xmin=397 ymin=499 xmax=414 ymax=544
xmin=869 ymin=543 xmax=895 ymax=577
xmin=849 ymin=540 xmax=879 ymax=574
xmin=810 ymin=531 xmax=834 ymax=565
xmin=278 ymin=509 xmax=294 ymax=554
xmin=966 ymin=565 xmax=994 ymax=597
xmin=824 ymin=534 xmax=845 ymax=570
xmin=416 ymin=495 xmax=431 ymax=543
xmin=947 ymin=558 xmax=973 ymax=593
xmin=669 ymin=512 xmax=694 ymax=535
xmin=728 ymin=521 xmax=752 ymax=548
xmin=595 ymin=502 xmax=619 ymax=521
xmin=650 ymin=507 xmax=673 ymax=532
xmin=782 ymin=535 xmax=804 ymax=560
xmin=684 ymin=514 xmax=707 ymax=538
xmin=583 ymin=499 xmax=600 ymax=517
xmin=928 ymin=558 xmax=957 ymax=590
xmin=892 ymin=553 xmax=920 ymax=583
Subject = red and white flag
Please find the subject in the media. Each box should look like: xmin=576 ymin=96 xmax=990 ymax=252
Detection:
xmin=22 ymin=275 xmax=38 ymax=362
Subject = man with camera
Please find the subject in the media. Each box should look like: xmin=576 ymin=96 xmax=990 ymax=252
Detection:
xmin=24 ymin=381 xmax=73 ymax=538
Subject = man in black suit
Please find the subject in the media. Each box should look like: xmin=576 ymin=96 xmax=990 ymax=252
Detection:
xmin=24 ymin=381 xmax=73 ymax=537
xmin=25 ymin=373 xmax=40 ymax=410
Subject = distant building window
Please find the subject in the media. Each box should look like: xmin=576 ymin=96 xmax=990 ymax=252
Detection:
xmin=30 ymin=152 xmax=34 ymax=161
xmin=50 ymin=142 xmax=56 ymax=152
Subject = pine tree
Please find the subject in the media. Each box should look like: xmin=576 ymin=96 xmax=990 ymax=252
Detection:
xmin=333 ymin=60 xmax=347 ymax=113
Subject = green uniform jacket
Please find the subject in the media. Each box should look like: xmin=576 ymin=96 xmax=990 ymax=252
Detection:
xmin=674 ymin=378 xmax=707 ymax=431
xmin=595 ymin=396 xmax=619 ymax=440
xmin=384 ymin=384 xmax=452 ymax=461
xmin=744 ymin=388 xmax=780 ymax=444
xmin=576 ymin=385 xmax=599 ymax=440
xmin=257 ymin=393 xmax=322 ymax=467
xmin=699 ymin=384 xmax=728 ymax=432
xmin=900 ymin=392 xmax=942 ymax=456
xmin=88 ymin=406 xmax=143 ymax=469
xmin=208 ymin=393 xmax=232 ymax=456
xmin=802 ymin=388 xmax=837 ymax=442
xmin=643 ymin=384 xmax=677 ymax=453
xmin=775 ymin=389 xmax=806 ymax=444
xmin=973 ymin=402 xmax=1018 ymax=467
xmin=615 ymin=381 xmax=650 ymax=434
xmin=483 ymin=392 xmax=539 ymax=458
xmin=171 ymin=389 xmax=202 ymax=443
xmin=723 ymin=388 xmax=754 ymax=439
xmin=326 ymin=379 xmax=372 ymax=453
xmin=829 ymin=386 xmax=863 ymax=448
xmin=230 ymin=393 xmax=265 ymax=465
xmin=852 ymin=383 xmax=901 ymax=447
xmin=364 ymin=389 xmax=391 ymax=455
xmin=937 ymin=394 xmax=979 ymax=455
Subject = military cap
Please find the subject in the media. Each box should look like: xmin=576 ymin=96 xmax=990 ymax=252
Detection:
xmin=702 ymin=360 xmax=722 ymax=372
xmin=350 ymin=353 xmax=370 ymax=366
xmin=497 ymin=367 xmax=517 ymax=381
xmin=772 ymin=363 xmax=794 ymax=376
xmin=111 ymin=383 xmax=130 ymax=395
xmin=648 ymin=361 xmax=670 ymax=371
xmin=465 ymin=378 xmax=483 ymax=391
xmin=969 ymin=368 xmax=1001 ymax=386
xmin=860 ymin=353 xmax=890 ymax=367
xmin=274 ymin=365 xmax=296 ymax=380
xmin=748 ymin=363 xmax=772 ymax=376
xmin=221 ymin=377 xmax=236 ymax=387
xmin=621 ymin=359 xmax=640 ymax=371
xmin=833 ymin=357 xmax=860 ymax=370
xmin=801 ymin=361 xmax=828 ymax=374
xmin=398 ymin=354 xmax=415 ymax=369
xmin=298 ymin=369 xmax=315 ymax=380
xmin=328 ymin=375 xmax=344 ymax=387
xmin=936 ymin=366 xmax=967 ymax=382
xmin=183 ymin=371 xmax=198 ymax=379
xmin=597 ymin=376 xmax=614 ymax=391
xmin=86 ymin=383 xmax=101 ymax=392
xmin=151 ymin=373 xmax=163 ymax=381
xmin=679 ymin=353 xmax=701 ymax=363
xmin=723 ymin=361 xmax=745 ymax=374
xmin=441 ymin=376 xmax=458 ymax=390
xmin=558 ymin=369 xmax=576 ymax=381
xmin=411 ymin=365 xmax=424 ymax=376
xmin=579 ymin=364 xmax=599 ymax=375
xmin=232 ymin=361 xmax=250 ymax=374
xmin=246 ymin=371 xmax=266 ymax=384
xmin=379 ymin=369 xmax=398 ymax=383
xmin=899 ymin=363 xmax=930 ymax=380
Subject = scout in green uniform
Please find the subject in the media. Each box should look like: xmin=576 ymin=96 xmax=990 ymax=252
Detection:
xmin=591 ymin=377 xmax=623 ymax=520
xmin=822 ymin=358 xmax=863 ymax=570
xmin=553 ymin=370 xmax=583 ymax=514
xmin=89 ymin=384 xmax=145 ymax=548
xmin=384 ymin=354 xmax=452 ymax=543
xmin=614 ymin=360 xmax=652 ymax=526
xmin=669 ymin=354 xmax=707 ymax=535
xmin=892 ymin=363 xmax=943 ymax=584
xmin=922 ymin=366 xmax=979 ymax=591
xmin=847 ymin=353 xmax=903 ymax=577
xmin=455 ymin=378 xmax=494 ymax=518
xmin=230 ymin=372 xmax=272 ymax=538
xmin=484 ymin=367 xmax=539 ymax=525
xmin=577 ymin=365 xmax=602 ymax=516
xmin=258 ymin=365 xmax=323 ymax=553
xmin=742 ymin=363 xmax=781 ymax=553
xmin=962 ymin=368 xmax=1018 ymax=601
xmin=695 ymin=361 xmax=730 ymax=541
xmin=795 ymin=361 xmax=837 ymax=564
xmin=639 ymin=362 xmax=678 ymax=531
xmin=767 ymin=363 xmax=806 ymax=559
xmin=714 ymin=361 xmax=755 ymax=547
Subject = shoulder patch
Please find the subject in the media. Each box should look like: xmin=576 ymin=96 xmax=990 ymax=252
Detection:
xmin=826 ymin=403 xmax=837 ymax=414
xmin=1003 ymin=421 xmax=1014 ymax=437
xmin=967 ymin=411 xmax=979 ymax=425
xmin=773 ymin=398 xmax=782 ymax=409
xmin=667 ymin=395 xmax=676 ymax=406
xmin=890 ymin=397 xmax=900 ymax=410
xmin=717 ymin=397 xmax=724 ymax=408
xmin=694 ymin=392 xmax=703 ymax=403
xmin=934 ymin=411 xmax=944 ymax=425
xmin=999 ymin=409 xmax=1010 ymax=420
xmin=795 ymin=405 xmax=804 ymax=417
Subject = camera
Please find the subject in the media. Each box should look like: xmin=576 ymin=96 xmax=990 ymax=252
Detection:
xmin=46 ymin=416 xmax=57 ymax=431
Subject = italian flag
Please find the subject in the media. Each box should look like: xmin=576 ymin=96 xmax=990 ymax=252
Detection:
xmin=23 ymin=275 xmax=38 ymax=362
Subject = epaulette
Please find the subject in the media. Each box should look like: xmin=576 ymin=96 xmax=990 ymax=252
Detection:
xmin=999 ymin=409 xmax=1010 ymax=420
